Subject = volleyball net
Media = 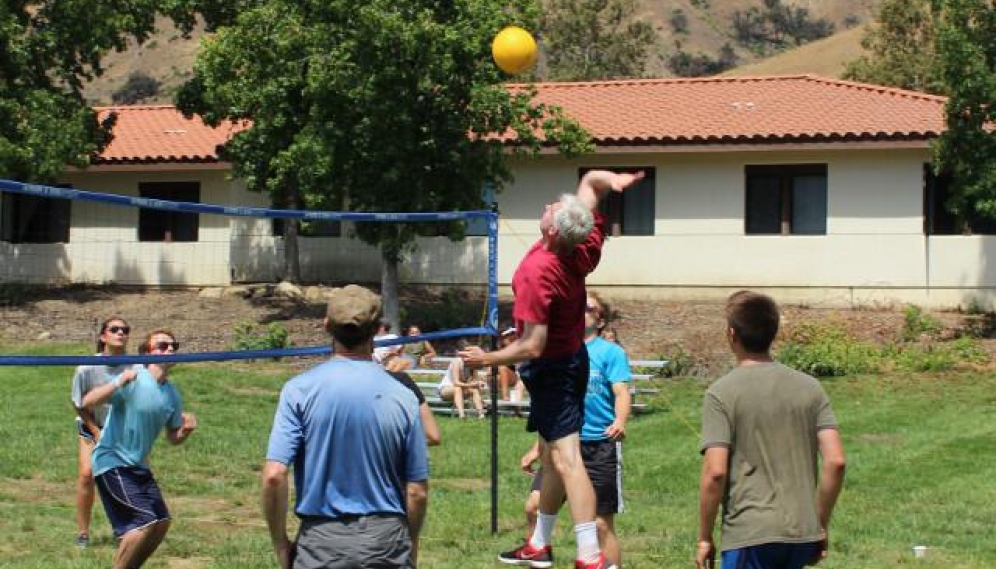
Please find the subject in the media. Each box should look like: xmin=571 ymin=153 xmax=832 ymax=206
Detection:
xmin=0 ymin=179 xmax=500 ymax=366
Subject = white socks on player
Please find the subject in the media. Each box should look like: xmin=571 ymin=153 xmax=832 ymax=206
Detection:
xmin=575 ymin=521 xmax=601 ymax=563
xmin=529 ymin=512 xmax=558 ymax=549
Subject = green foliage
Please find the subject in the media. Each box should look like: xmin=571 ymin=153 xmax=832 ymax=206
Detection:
xmin=731 ymin=0 xmax=834 ymax=54
xmin=668 ymin=43 xmax=738 ymax=77
xmin=843 ymin=0 xmax=945 ymax=93
xmin=901 ymin=304 xmax=943 ymax=341
xmin=178 ymin=0 xmax=592 ymax=305
xmin=778 ymin=318 xmax=990 ymax=377
xmin=111 ymin=71 xmax=162 ymax=105
xmin=670 ymin=9 xmax=689 ymax=35
xmin=232 ymin=321 xmax=291 ymax=354
xmin=655 ymin=344 xmax=699 ymax=378
xmin=777 ymin=323 xmax=882 ymax=377
xmin=888 ymin=337 xmax=990 ymax=372
xmin=0 ymin=1 xmax=223 ymax=182
xmin=540 ymin=0 xmax=655 ymax=80
xmin=932 ymin=0 xmax=996 ymax=222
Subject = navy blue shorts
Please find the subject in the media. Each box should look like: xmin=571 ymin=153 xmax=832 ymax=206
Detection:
xmin=722 ymin=542 xmax=822 ymax=569
xmin=519 ymin=347 xmax=589 ymax=442
xmin=95 ymin=467 xmax=170 ymax=538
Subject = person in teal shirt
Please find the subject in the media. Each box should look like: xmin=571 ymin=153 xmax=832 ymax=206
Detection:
xmin=83 ymin=329 xmax=197 ymax=569
xmin=510 ymin=291 xmax=633 ymax=569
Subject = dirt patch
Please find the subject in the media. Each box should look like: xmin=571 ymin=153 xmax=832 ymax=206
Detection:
xmin=1 ymin=285 xmax=992 ymax=376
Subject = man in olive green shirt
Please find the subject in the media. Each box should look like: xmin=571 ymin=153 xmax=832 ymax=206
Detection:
xmin=697 ymin=291 xmax=846 ymax=569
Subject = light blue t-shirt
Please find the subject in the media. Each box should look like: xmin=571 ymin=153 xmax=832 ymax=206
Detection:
xmin=581 ymin=336 xmax=631 ymax=442
xmin=266 ymin=359 xmax=429 ymax=519
xmin=92 ymin=368 xmax=183 ymax=476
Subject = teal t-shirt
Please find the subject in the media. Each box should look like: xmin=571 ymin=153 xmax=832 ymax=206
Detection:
xmin=581 ymin=336 xmax=631 ymax=441
xmin=92 ymin=368 xmax=183 ymax=476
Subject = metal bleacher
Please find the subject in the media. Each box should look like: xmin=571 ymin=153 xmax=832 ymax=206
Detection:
xmin=412 ymin=357 xmax=668 ymax=416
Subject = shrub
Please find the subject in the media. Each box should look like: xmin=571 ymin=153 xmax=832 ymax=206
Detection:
xmin=232 ymin=322 xmax=291 ymax=358
xmin=902 ymin=304 xmax=942 ymax=341
xmin=777 ymin=323 xmax=881 ymax=377
xmin=111 ymin=71 xmax=162 ymax=105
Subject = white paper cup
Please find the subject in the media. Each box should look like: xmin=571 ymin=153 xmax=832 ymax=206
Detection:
xmin=913 ymin=545 xmax=927 ymax=558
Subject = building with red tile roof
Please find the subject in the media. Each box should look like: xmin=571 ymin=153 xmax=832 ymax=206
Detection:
xmin=88 ymin=75 xmax=945 ymax=165
xmin=3 ymin=75 xmax=992 ymax=310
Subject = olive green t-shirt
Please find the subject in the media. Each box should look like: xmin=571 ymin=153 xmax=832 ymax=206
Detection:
xmin=700 ymin=362 xmax=838 ymax=551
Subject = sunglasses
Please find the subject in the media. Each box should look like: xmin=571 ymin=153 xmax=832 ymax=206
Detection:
xmin=585 ymin=305 xmax=600 ymax=314
xmin=151 ymin=341 xmax=180 ymax=352
xmin=106 ymin=325 xmax=131 ymax=335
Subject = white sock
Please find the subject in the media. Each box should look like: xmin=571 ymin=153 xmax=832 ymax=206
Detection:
xmin=529 ymin=512 xmax=558 ymax=549
xmin=575 ymin=521 xmax=601 ymax=563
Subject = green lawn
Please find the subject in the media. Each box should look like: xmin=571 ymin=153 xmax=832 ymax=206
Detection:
xmin=0 ymin=343 xmax=994 ymax=568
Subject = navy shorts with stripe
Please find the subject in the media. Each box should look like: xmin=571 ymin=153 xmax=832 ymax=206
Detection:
xmin=95 ymin=467 xmax=170 ymax=538
xmin=519 ymin=347 xmax=589 ymax=442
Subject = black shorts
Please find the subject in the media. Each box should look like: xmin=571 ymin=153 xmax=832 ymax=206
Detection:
xmin=531 ymin=439 xmax=624 ymax=516
xmin=519 ymin=347 xmax=589 ymax=442
xmin=95 ymin=467 xmax=170 ymax=538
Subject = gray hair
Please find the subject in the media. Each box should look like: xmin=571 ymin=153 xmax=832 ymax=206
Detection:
xmin=554 ymin=193 xmax=595 ymax=246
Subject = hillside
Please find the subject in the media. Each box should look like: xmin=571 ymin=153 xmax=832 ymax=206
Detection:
xmin=82 ymin=0 xmax=882 ymax=106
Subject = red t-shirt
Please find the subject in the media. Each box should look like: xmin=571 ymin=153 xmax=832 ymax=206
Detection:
xmin=512 ymin=211 xmax=607 ymax=359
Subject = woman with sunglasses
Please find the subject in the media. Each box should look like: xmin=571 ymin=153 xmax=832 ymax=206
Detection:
xmin=69 ymin=317 xmax=134 ymax=548
xmin=84 ymin=329 xmax=197 ymax=569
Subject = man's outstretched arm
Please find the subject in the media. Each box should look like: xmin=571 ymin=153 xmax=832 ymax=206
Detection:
xmin=576 ymin=170 xmax=645 ymax=210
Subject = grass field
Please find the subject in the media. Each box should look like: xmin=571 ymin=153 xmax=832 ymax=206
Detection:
xmin=1 ymin=342 xmax=994 ymax=568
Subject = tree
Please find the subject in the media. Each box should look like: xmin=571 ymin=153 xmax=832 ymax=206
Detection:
xmin=178 ymin=0 xmax=593 ymax=326
xmin=540 ymin=0 xmax=655 ymax=80
xmin=931 ymin=0 xmax=996 ymax=220
xmin=112 ymin=71 xmax=162 ymax=105
xmin=0 ymin=1 xmax=237 ymax=183
xmin=843 ymin=0 xmax=945 ymax=94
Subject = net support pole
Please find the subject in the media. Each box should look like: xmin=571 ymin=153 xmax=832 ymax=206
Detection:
xmin=488 ymin=203 xmax=500 ymax=535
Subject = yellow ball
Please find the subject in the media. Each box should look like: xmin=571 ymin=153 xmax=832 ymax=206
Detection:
xmin=492 ymin=26 xmax=538 ymax=75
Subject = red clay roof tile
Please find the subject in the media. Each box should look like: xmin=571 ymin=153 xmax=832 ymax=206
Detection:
xmin=94 ymin=75 xmax=946 ymax=164
xmin=519 ymin=75 xmax=946 ymax=145
xmin=94 ymin=105 xmax=244 ymax=164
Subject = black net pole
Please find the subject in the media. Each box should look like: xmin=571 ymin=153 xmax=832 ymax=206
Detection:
xmin=490 ymin=333 xmax=500 ymax=534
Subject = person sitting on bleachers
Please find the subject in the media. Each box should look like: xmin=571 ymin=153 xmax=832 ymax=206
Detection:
xmin=438 ymin=355 xmax=486 ymax=420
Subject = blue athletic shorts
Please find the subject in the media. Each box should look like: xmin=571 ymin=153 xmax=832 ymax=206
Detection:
xmin=519 ymin=347 xmax=589 ymax=442
xmin=721 ymin=542 xmax=822 ymax=569
xmin=95 ymin=467 xmax=171 ymax=538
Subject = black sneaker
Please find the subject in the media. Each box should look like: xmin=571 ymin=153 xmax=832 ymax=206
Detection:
xmin=75 ymin=533 xmax=89 ymax=549
xmin=498 ymin=540 xmax=553 ymax=568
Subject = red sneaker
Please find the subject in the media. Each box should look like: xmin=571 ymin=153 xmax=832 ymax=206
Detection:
xmin=498 ymin=540 xmax=554 ymax=568
xmin=575 ymin=552 xmax=617 ymax=569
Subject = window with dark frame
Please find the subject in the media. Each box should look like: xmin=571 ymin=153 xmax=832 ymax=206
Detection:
xmin=924 ymin=165 xmax=996 ymax=235
xmin=138 ymin=182 xmax=200 ymax=242
xmin=581 ymin=167 xmax=655 ymax=236
xmin=0 ymin=188 xmax=71 ymax=244
xmin=745 ymin=164 xmax=827 ymax=235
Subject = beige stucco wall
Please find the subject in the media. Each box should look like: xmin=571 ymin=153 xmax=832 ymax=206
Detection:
xmin=2 ymin=144 xmax=995 ymax=309
xmin=0 ymin=169 xmax=235 ymax=286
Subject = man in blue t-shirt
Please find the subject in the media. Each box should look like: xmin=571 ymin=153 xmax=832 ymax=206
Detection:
xmin=263 ymin=285 xmax=429 ymax=569
xmin=509 ymin=291 xmax=632 ymax=569
xmin=84 ymin=330 xmax=196 ymax=569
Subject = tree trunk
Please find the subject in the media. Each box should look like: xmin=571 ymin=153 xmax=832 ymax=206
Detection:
xmin=281 ymin=181 xmax=302 ymax=284
xmin=283 ymin=220 xmax=301 ymax=284
xmin=380 ymin=249 xmax=400 ymax=331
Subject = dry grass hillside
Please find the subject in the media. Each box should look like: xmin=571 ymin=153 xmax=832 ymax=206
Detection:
xmin=81 ymin=0 xmax=883 ymax=106
xmin=721 ymin=24 xmax=870 ymax=79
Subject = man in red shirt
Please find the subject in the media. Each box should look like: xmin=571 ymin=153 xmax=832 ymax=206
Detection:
xmin=461 ymin=169 xmax=644 ymax=569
